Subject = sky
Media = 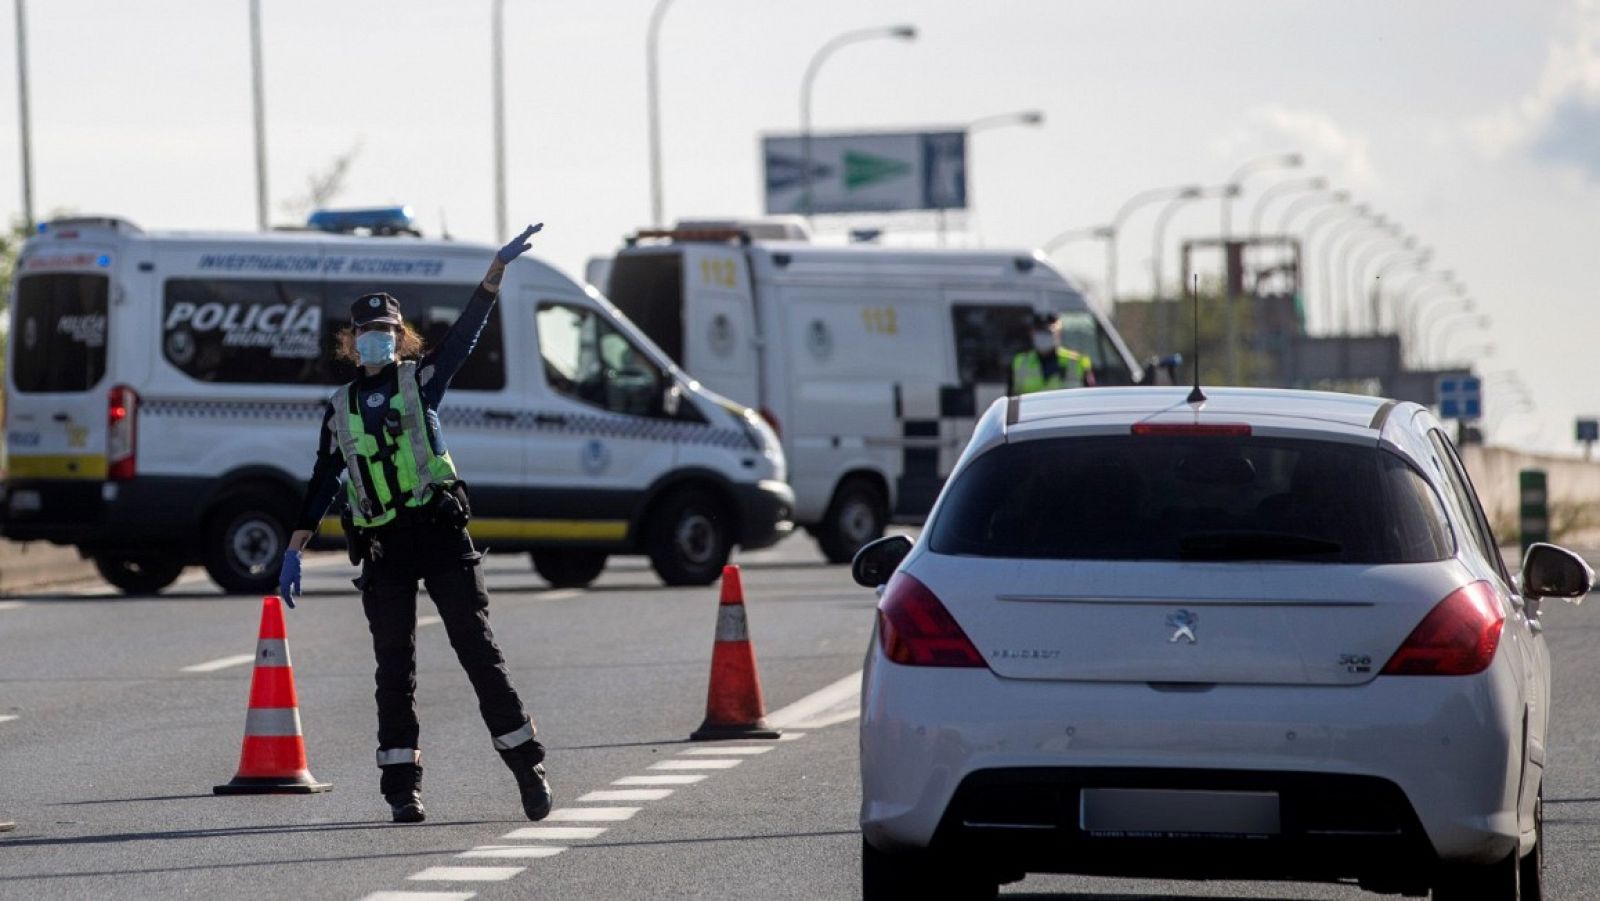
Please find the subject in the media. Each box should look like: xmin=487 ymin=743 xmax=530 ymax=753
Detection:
xmin=0 ymin=0 xmax=1595 ymax=453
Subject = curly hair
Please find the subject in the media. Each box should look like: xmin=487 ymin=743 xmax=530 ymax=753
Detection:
xmin=334 ymin=323 xmax=425 ymax=366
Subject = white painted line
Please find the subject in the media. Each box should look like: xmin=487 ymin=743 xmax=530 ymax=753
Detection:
xmin=417 ymin=615 xmax=443 ymax=627
xmin=408 ymin=866 xmax=525 ymax=882
xmin=0 ymin=715 xmax=18 ymax=724
xmin=777 ymin=732 xmax=808 ymax=741
xmin=613 ymin=774 xmax=707 ymax=786
xmin=681 ymin=746 xmax=772 ymax=756
xmin=501 ymin=825 xmax=607 ymax=841
xmin=0 ymin=601 xmax=27 ymax=611
xmin=767 ymin=670 xmax=861 ymax=729
xmin=360 ymin=893 xmax=476 ymax=901
xmin=649 ymin=758 xmax=741 ymax=771
xmin=179 ymin=653 xmax=256 ymax=674
xmin=577 ymin=788 xmax=673 ymax=802
xmin=539 ymin=589 xmax=582 ymax=601
xmin=545 ymin=806 xmax=639 ymax=823
xmin=457 ymin=845 xmax=566 ymax=860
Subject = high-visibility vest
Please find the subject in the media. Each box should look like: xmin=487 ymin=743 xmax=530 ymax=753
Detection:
xmin=1011 ymin=348 xmax=1092 ymax=394
xmin=330 ymin=360 xmax=458 ymax=528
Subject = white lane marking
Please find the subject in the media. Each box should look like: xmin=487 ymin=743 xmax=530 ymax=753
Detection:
xmin=458 ymin=845 xmax=566 ymax=860
xmin=777 ymin=732 xmax=808 ymax=741
xmin=417 ymin=615 xmax=443 ymax=627
xmin=577 ymin=788 xmax=673 ymax=802
xmin=180 ymin=653 xmax=256 ymax=674
xmin=0 ymin=715 xmax=18 ymax=724
xmin=0 ymin=601 xmax=27 ymax=611
xmin=360 ymin=893 xmax=476 ymax=901
xmin=538 ymin=589 xmax=582 ymax=601
xmin=649 ymin=758 xmax=741 ymax=770
xmin=681 ymin=746 xmax=772 ymax=756
xmin=767 ymin=670 xmax=861 ymax=729
xmin=545 ymin=806 xmax=639 ymax=823
xmin=502 ymin=825 xmax=607 ymax=841
xmin=408 ymin=867 xmax=524 ymax=882
xmin=613 ymin=774 xmax=706 ymax=786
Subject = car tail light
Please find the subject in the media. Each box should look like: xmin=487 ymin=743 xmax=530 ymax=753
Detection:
xmin=878 ymin=573 xmax=987 ymax=668
xmin=1131 ymin=422 xmax=1252 ymax=437
xmin=758 ymin=406 xmax=781 ymax=439
xmin=107 ymin=385 xmax=138 ymax=481
xmin=1381 ymin=581 xmax=1505 ymax=676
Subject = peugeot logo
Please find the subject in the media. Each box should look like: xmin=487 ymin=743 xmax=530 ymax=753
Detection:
xmin=1167 ymin=609 xmax=1198 ymax=644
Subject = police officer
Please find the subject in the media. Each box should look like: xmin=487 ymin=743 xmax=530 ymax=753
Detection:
xmin=1009 ymin=312 xmax=1096 ymax=395
xmin=277 ymin=225 xmax=551 ymax=825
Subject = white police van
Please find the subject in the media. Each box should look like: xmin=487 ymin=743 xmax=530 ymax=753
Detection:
xmin=2 ymin=212 xmax=792 ymax=595
xmin=600 ymin=220 xmax=1142 ymax=563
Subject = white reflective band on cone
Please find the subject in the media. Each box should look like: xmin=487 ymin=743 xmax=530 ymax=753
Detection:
xmin=377 ymin=748 xmax=422 ymax=767
xmin=493 ymin=720 xmax=536 ymax=750
xmin=715 ymin=605 xmax=749 ymax=643
xmin=255 ymin=639 xmax=291 ymax=667
xmin=244 ymin=708 xmax=304 ymax=737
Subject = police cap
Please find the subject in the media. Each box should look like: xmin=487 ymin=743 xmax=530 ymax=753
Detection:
xmin=352 ymin=292 xmax=403 ymax=329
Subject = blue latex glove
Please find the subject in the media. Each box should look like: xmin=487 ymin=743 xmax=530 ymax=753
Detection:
xmin=496 ymin=223 xmax=543 ymax=264
xmin=278 ymin=549 xmax=301 ymax=609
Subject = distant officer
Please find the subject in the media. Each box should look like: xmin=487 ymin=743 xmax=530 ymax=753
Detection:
xmin=1009 ymin=312 xmax=1095 ymax=395
xmin=277 ymin=225 xmax=552 ymax=825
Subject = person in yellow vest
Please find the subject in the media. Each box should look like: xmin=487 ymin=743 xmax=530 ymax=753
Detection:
xmin=1009 ymin=312 xmax=1096 ymax=395
xmin=276 ymin=225 xmax=551 ymax=826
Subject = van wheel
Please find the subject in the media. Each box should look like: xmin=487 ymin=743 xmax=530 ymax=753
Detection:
xmin=647 ymin=489 xmax=731 ymax=586
xmin=531 ymin=550 xmax=608 ymax=588
xmin=817 ymin=479 xmax=887 ymax=564
xmin=204 ymin=493 xmax=292 ymax=596
xmin=93 ymin=552 xmax=184 ymax=595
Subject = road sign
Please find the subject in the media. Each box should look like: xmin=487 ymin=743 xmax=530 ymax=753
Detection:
xmin=1435 ymin=375 xmax=1482 ymax=420
xmin=1577 ymin=418 xmax=1599 ymax=442
xmin=762 ymin=130 xmax=966 ymax=215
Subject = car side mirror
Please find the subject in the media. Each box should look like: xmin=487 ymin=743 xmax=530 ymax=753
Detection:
xmin=1520 ymin=543 xmax=1595 ymax=600
xmin=852 ymin=534 xmax=913 ymax=588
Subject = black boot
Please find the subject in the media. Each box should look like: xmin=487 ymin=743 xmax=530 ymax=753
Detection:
xmin=498 ymin=741 xmax=552 ymax=821
xmin=380 ymin=761 xmax=425 ymax=824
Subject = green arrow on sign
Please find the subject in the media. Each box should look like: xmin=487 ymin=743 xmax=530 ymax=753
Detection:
xmin=843 ymin=151 xmax=911 ymax=190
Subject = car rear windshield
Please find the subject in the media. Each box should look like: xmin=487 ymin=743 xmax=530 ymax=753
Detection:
xmin=12 ymin=274 xmax=109 ymax=393
xmin=929 ymin=434 xmax=1454 ymax=564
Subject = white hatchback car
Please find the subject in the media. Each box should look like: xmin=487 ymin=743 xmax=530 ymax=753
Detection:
xmin=853 ymin=387 xmax=1592 ymax=900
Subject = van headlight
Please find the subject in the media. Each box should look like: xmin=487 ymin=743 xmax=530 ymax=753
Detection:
xmin=739 ymin=407 xmax=787 ymax=482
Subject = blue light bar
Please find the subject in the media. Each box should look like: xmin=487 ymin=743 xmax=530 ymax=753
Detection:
xmin=307 ymin=206 xmax=417 ymax=235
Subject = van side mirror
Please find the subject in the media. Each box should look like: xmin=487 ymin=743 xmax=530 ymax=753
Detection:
xmin=1520 ymin=543 xmax=1595 ymax=600
xmin=852 ymin=534 xmax=913 ymax=588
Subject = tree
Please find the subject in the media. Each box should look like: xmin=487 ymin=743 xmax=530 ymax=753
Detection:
xmin=279 ymin=140 xmax=364 ymax=222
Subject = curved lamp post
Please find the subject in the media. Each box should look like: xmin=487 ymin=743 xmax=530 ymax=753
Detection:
xmin=645 ymin=0 xmax=677 ymax=226
xmin=1249 ymin=176 xmax=1326 ymax=237
xmin=1315 ymin=209 xmax=1378 ymax=334
xmin=800 ymin=24 xmax=918 ymax=220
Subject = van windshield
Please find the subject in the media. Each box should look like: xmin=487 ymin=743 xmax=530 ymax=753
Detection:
xmin=12 ymin=274 xmax=109 ymax=393
xmin=928 ymin=435 xmax=1454 ymax=564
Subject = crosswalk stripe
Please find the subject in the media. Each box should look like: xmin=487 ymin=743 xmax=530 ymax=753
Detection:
xmin=408 ymin=866 xmax=524 ymax=881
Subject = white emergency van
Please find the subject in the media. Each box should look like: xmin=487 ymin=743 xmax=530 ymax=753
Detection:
xmin=600 ymin=221 xmax=1142 ymax=563
xmin=2 ymin=215 xmax=792 ymax=595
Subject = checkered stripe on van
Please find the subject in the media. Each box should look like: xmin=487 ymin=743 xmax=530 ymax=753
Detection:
xmin=439 ymin=407 xmax=754 ymax=450
xmin=143 ymin=399 xmax=328 ymax=420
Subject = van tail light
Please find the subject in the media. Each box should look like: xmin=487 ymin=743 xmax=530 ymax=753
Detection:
xmin=878 ymin=573 xmax=987 ymax=668
xmin=758 ymin=407 xmax=781 ymax=439
xmin=1380 ymin=581 xmax=1505 ymax=676
xmin=107 ymin=385 xmax=138 ymax=481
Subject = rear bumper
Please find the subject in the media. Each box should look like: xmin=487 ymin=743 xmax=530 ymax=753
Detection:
xmin=860 ymin=645 xmax=1524 ymax=875
xmin=733 ymin=479 xmax=795 ymax=551
xmin=0 ymin=477 xmax=206 ymax=550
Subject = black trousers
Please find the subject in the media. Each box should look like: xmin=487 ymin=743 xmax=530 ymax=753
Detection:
xmin=360 ymin=517 xmax=529 ymax=752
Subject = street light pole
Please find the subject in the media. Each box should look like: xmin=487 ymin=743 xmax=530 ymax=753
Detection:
xmin=1366 ymin=247 xmax=1430 ymax=333
xmin=1099 ymin=184 xmax=1202 ymax=306
xmin=1345 ymin=233 xmax=1407 ymax=333
xmin=1430 ymin=314 xmax=1491 ymax=366
xmin=249 ymin=0 xmax=268 ymax=230
xmin=14 ymin=0 xmax=34 ymax=227
xmin=1316 ymin=211 xmax=1376 ymax=334
xmin=1220 ymin=153 xmax=1300 ymax=382
xmin=1276 ymin=189 xmax=1348 ymax=236
xmin=491 ymin=0 xmax=507 ymax=239
xmin=1249 ymin=176 xmax=1325 ymax=237
xmin=958 ymin=110 xmax=1043 ymax=245
xmin=1151 ymin=187 xmax=1207 ymax=354
xmin=799 ymin=24 xmax=917 ymax=222
xmin=645 ymin=0 xmax=675 ymax=226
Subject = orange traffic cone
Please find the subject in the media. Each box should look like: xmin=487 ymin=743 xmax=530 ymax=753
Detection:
xmin=690 ymin=565 xmax=781 ymax=741
xmin=214 ymin=596 xmax=331 ymax=795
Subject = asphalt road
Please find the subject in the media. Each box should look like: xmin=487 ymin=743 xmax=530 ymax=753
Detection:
xmin=2 ymin=539 xmax=1599 ymax=900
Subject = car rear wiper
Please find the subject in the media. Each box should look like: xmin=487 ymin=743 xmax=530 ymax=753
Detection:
xmin=1178 ymin=530 xmax=1344 ymax=561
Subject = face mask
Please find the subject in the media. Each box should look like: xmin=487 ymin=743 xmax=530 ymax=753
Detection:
xmin=1033 ymin=332 xmax=1055 ymax=353
xmin=356 ymin=330 xmax=397 ymax=366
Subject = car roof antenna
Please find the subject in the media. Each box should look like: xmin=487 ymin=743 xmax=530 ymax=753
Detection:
xmin=1186 ymin=272 xmax=1205 ymax=404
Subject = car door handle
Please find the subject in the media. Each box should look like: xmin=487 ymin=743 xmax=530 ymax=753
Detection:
xmin=484 ymin=410 xmax=517 ymax=422
xmin=534 ymin=413 xmax=567 ymax=426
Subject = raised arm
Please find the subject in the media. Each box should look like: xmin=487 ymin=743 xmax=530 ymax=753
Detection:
xmin=420 ymin=223 xmax=543 ymax=405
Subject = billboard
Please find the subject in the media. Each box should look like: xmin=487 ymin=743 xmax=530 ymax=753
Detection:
xmin=762 ymin=130 xmax=967 ymax=215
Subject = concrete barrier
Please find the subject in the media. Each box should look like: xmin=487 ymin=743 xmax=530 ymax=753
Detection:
xmin=1462 ymin=446 xmax=1600 ymax=547
xmin=0 ymin=541 xmax=100 ymax=595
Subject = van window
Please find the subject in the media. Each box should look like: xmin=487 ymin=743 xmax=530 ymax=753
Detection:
xmin=164 ymin=279 xmax=326 ymax=384
xmin=1056 ymin=310 xmax=1135 ymax=386
xmin=327 ymin=282 xmax=506 ymax=391
xmin=606 ymin=253 xmax=684 ymax=364
xmin=12 ymin=274 xmax=110 ymax=393
xmin=951 ymin=305 xmax=1032 ymax=385
xmin=536 ymin=302 xmax=669 ymax=418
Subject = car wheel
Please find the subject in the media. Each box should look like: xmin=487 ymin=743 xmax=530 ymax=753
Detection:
xmin=861 ymin=837 xmax=997 ymax=900
xmin=1433 ymin=846 xmax=1521 ymax=900
xmin=530 ymin=550 xmax=608 ymax=588
xmin=204 ymin=493 xmax=292 ymax=596
xmin=93 ymin=552 xmax=185 ymax=595
xmin=1520 ymin=790 xmax=1544 ymax=901
xmin=646 ymin=488 xmax=731 ymax=587
xmin=816 ymin=479 xmax=887 ymax=564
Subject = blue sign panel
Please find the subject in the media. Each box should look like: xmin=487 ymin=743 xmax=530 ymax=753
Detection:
xmin=1436 ymin=375 xmax=1482 ymax=421
xmin=1577 ymin=419 xmax=1599 ymax=442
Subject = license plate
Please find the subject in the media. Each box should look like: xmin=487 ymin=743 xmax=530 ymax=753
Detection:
xmin=8 ymin=490 xmax=41 ymax=514
xmin=1079 ymin=788 xmax=1280 ymax=837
